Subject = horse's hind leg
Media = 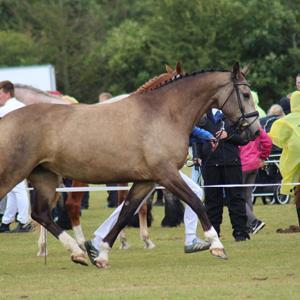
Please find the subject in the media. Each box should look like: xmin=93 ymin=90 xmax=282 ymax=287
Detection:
xmin=37 ymin=225 xmax=48 ymax=257
xmin=37 ymin=191 xmax=60 ymax=257
xmin=117 ymin=186 xmax=130 ymax=249
xmin=29 ymin=168 xmax=88 ymax=266
xmin=160 ymin=170 xmax=227 ymax=260
xmin=95 ymin=182 xmax=156 ymax=268
xmin=139 ymin=202 xmax=155 ymax=249
xmin=117 ymin=184 xmax=155 ymax=249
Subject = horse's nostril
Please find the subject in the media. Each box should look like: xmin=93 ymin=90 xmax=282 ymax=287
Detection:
xmin=254 ymin=130 xmax=260 ymax=137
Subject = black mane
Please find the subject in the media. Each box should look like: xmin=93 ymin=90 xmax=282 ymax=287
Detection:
xmin=148 ymin=68 xmax=230 ymax=92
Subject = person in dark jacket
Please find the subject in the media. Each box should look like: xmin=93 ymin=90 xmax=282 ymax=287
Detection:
xmin=199 ymin=109 xmax=250 ymax=241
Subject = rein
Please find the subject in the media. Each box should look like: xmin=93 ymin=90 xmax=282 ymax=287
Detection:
xmin=219 ymin=77 xmax=259 ymax=139
xmin=189 ymin=74 xmax=259 ymax=173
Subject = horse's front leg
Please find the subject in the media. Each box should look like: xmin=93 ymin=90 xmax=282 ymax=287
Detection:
xmin=94 ymin=182 xmax=156 ymax=268
xmin=161 ymin=170 xmax=227 ymax=260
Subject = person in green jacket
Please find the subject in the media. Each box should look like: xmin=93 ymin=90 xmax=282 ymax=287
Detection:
xmin=269 ymin=91 xmax=300 ymax=231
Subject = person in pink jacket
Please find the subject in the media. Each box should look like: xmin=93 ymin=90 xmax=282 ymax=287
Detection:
xmin=239 ymin=128 xmax=272 ymax=234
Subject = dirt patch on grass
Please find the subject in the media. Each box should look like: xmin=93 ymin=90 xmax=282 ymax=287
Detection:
xmin=276 ymin=225 xmax=300 ymax=233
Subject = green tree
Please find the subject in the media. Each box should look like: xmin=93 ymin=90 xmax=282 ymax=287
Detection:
xmin=0 ymin=31 xmax=39 ymax=66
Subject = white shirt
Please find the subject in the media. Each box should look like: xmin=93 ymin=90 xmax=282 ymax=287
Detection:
xmin=0 ymin=97 xmax=25 ymax=118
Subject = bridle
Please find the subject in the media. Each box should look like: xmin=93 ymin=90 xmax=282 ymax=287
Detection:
xmin=219 ymin=74 xmax=259 ymax=134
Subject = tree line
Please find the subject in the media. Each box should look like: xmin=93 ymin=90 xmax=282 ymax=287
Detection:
xmin=0 ymin=0 xmax=299 ymax=108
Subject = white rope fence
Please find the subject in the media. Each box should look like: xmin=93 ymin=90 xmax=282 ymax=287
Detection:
xmin=25 ymin=155 xmax=299 ymax=192
xmin=25 ymin=182 xmax=300 ymax=192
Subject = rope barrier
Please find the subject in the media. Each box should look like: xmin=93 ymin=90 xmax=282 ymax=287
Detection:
xmin=25 ymin=155 xmax=296 ymax=192
xmin=26 ymin=181 xmax=300 ymax=192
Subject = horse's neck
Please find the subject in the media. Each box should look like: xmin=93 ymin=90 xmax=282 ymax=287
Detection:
xmin=160 ymin=72 xmax=230 ymax=134
xmin=134 ymin=73 xmax=174 ymax=95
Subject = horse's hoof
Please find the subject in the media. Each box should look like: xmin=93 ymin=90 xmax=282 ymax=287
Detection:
xmin=144 ymin=239 xmax=156 ymax=249
xmin=119 ymin=241 xmax=130 ymax=250
xmin=95 ymin=259 xmax=110 ymax=269
xmin=79 ymin=243 xmax=87 ymax=252
xmin=37 ymin=245 xmax=48 ymax=257
xmin=71 ymin=254 xmax=89 ymax=266
xmin=210 ymin=248 xmax=228 ymax=260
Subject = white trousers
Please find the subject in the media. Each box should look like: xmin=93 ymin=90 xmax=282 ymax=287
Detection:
xmin=92 ymin=171 xmax=204 ymax=250
xmin=0 ymin=196 xmax=7 ymax=215
xmin=2 ymin=180 xmax=30 ymax=225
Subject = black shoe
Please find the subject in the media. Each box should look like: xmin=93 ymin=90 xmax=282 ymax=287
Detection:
xmin=84 ymin=240 xmax=99 ymax=265
xmin=234 ymin=232 xmax=250 ymax=242
xmin=251 ymin=220 xmax=265 ymax=235
xmin=0 ymin=223 xmax=10 ymax=233
xmin=11 ymin=222 xmax=33 ymax=233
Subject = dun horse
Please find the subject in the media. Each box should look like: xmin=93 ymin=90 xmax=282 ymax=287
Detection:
xmin=16 ymin=63 xmax=184 ymax=255
xmin=0 ymin=63 xmax=260 ymax=267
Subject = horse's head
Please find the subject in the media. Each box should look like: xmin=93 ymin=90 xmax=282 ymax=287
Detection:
xmin=214 ymin=62 xmax=260 ymax=141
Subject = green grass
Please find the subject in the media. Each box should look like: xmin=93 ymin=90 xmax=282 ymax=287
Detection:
xmin=0 ymin=193 xmax=299 ymax=300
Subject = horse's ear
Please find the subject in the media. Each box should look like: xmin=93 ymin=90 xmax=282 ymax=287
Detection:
xmin=232 ymin=62 xmax=242 ymax=80
xmin=175 ymin=62 xmax=183 ymax=75
xmin=241 ymin=64 xmax=251 ymax=76
xmin=166 ymin=64 xmax=174 ymax=74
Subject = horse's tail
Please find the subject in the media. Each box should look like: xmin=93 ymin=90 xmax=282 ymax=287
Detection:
xmin=161 ymin=190 xmax=184 ymax=227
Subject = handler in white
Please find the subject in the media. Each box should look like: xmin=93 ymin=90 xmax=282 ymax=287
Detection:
xmin=0 ymin=80 xmax=32 ymax=233
xmin=85 ymin=171 xmax=210 ymax=262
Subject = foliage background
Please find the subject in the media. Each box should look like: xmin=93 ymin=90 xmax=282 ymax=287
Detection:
xmin=0 ymin=0 xmax=300 ymax=107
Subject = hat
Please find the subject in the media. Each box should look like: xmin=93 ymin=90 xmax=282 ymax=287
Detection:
xmin=279 ymin=96 xmax=291 ymax=114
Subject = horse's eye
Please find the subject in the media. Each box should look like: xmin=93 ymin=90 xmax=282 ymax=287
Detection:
xmin=243 ymin=92 xmax=250 ymax=99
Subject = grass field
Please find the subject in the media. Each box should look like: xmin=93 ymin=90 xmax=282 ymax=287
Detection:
xmin=0 ymin=191 xmax=299 ymax=300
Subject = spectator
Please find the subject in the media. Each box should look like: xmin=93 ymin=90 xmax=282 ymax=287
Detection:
xmin=199 ymin=109 xmax=250 ymax=241
xmin=182 ymin=125 xmax=217 ymax=253
xmin=251 ymin=91 xmax=266 ymax=118
xmin=0 ymin=80 xmax=32 ymax=233
xmin=190 ymin=114 xmax=216 ymax=183
xmin=239 ymin=128 xmax=272 ymax=234
xmin=0 ymin=196 xmax=7 ymax=222
xmin=278 ymin=95 xmax=291 ymax=115
xmin=260 ymin=104 xmax=285 ymax=133
xmin=296 ymin=73 xmax=300 ymax=91
xmin=277 ymin=73 xmax=300 ymax=115
xmin=269 ymin=91 xmax=300 ymax=229
xmin=99 ymin=92 xmax=113 ymax=103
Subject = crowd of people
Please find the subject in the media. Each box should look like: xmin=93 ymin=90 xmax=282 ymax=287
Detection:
xmin=0 ymin=73 xmax=299 ymax=258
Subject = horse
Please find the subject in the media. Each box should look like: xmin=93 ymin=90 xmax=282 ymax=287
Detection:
xmin=15 ymin=63 xmax=184 ymax=256
xmin=0 ymin=62 xmax=260 ymax=267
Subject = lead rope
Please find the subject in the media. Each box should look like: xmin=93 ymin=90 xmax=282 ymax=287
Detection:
xmin=44 ymin=227 xmax=47 ymax=265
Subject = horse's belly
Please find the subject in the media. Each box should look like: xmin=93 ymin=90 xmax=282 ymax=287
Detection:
xmin=42 ymin=159 xmax=151 ymax=184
